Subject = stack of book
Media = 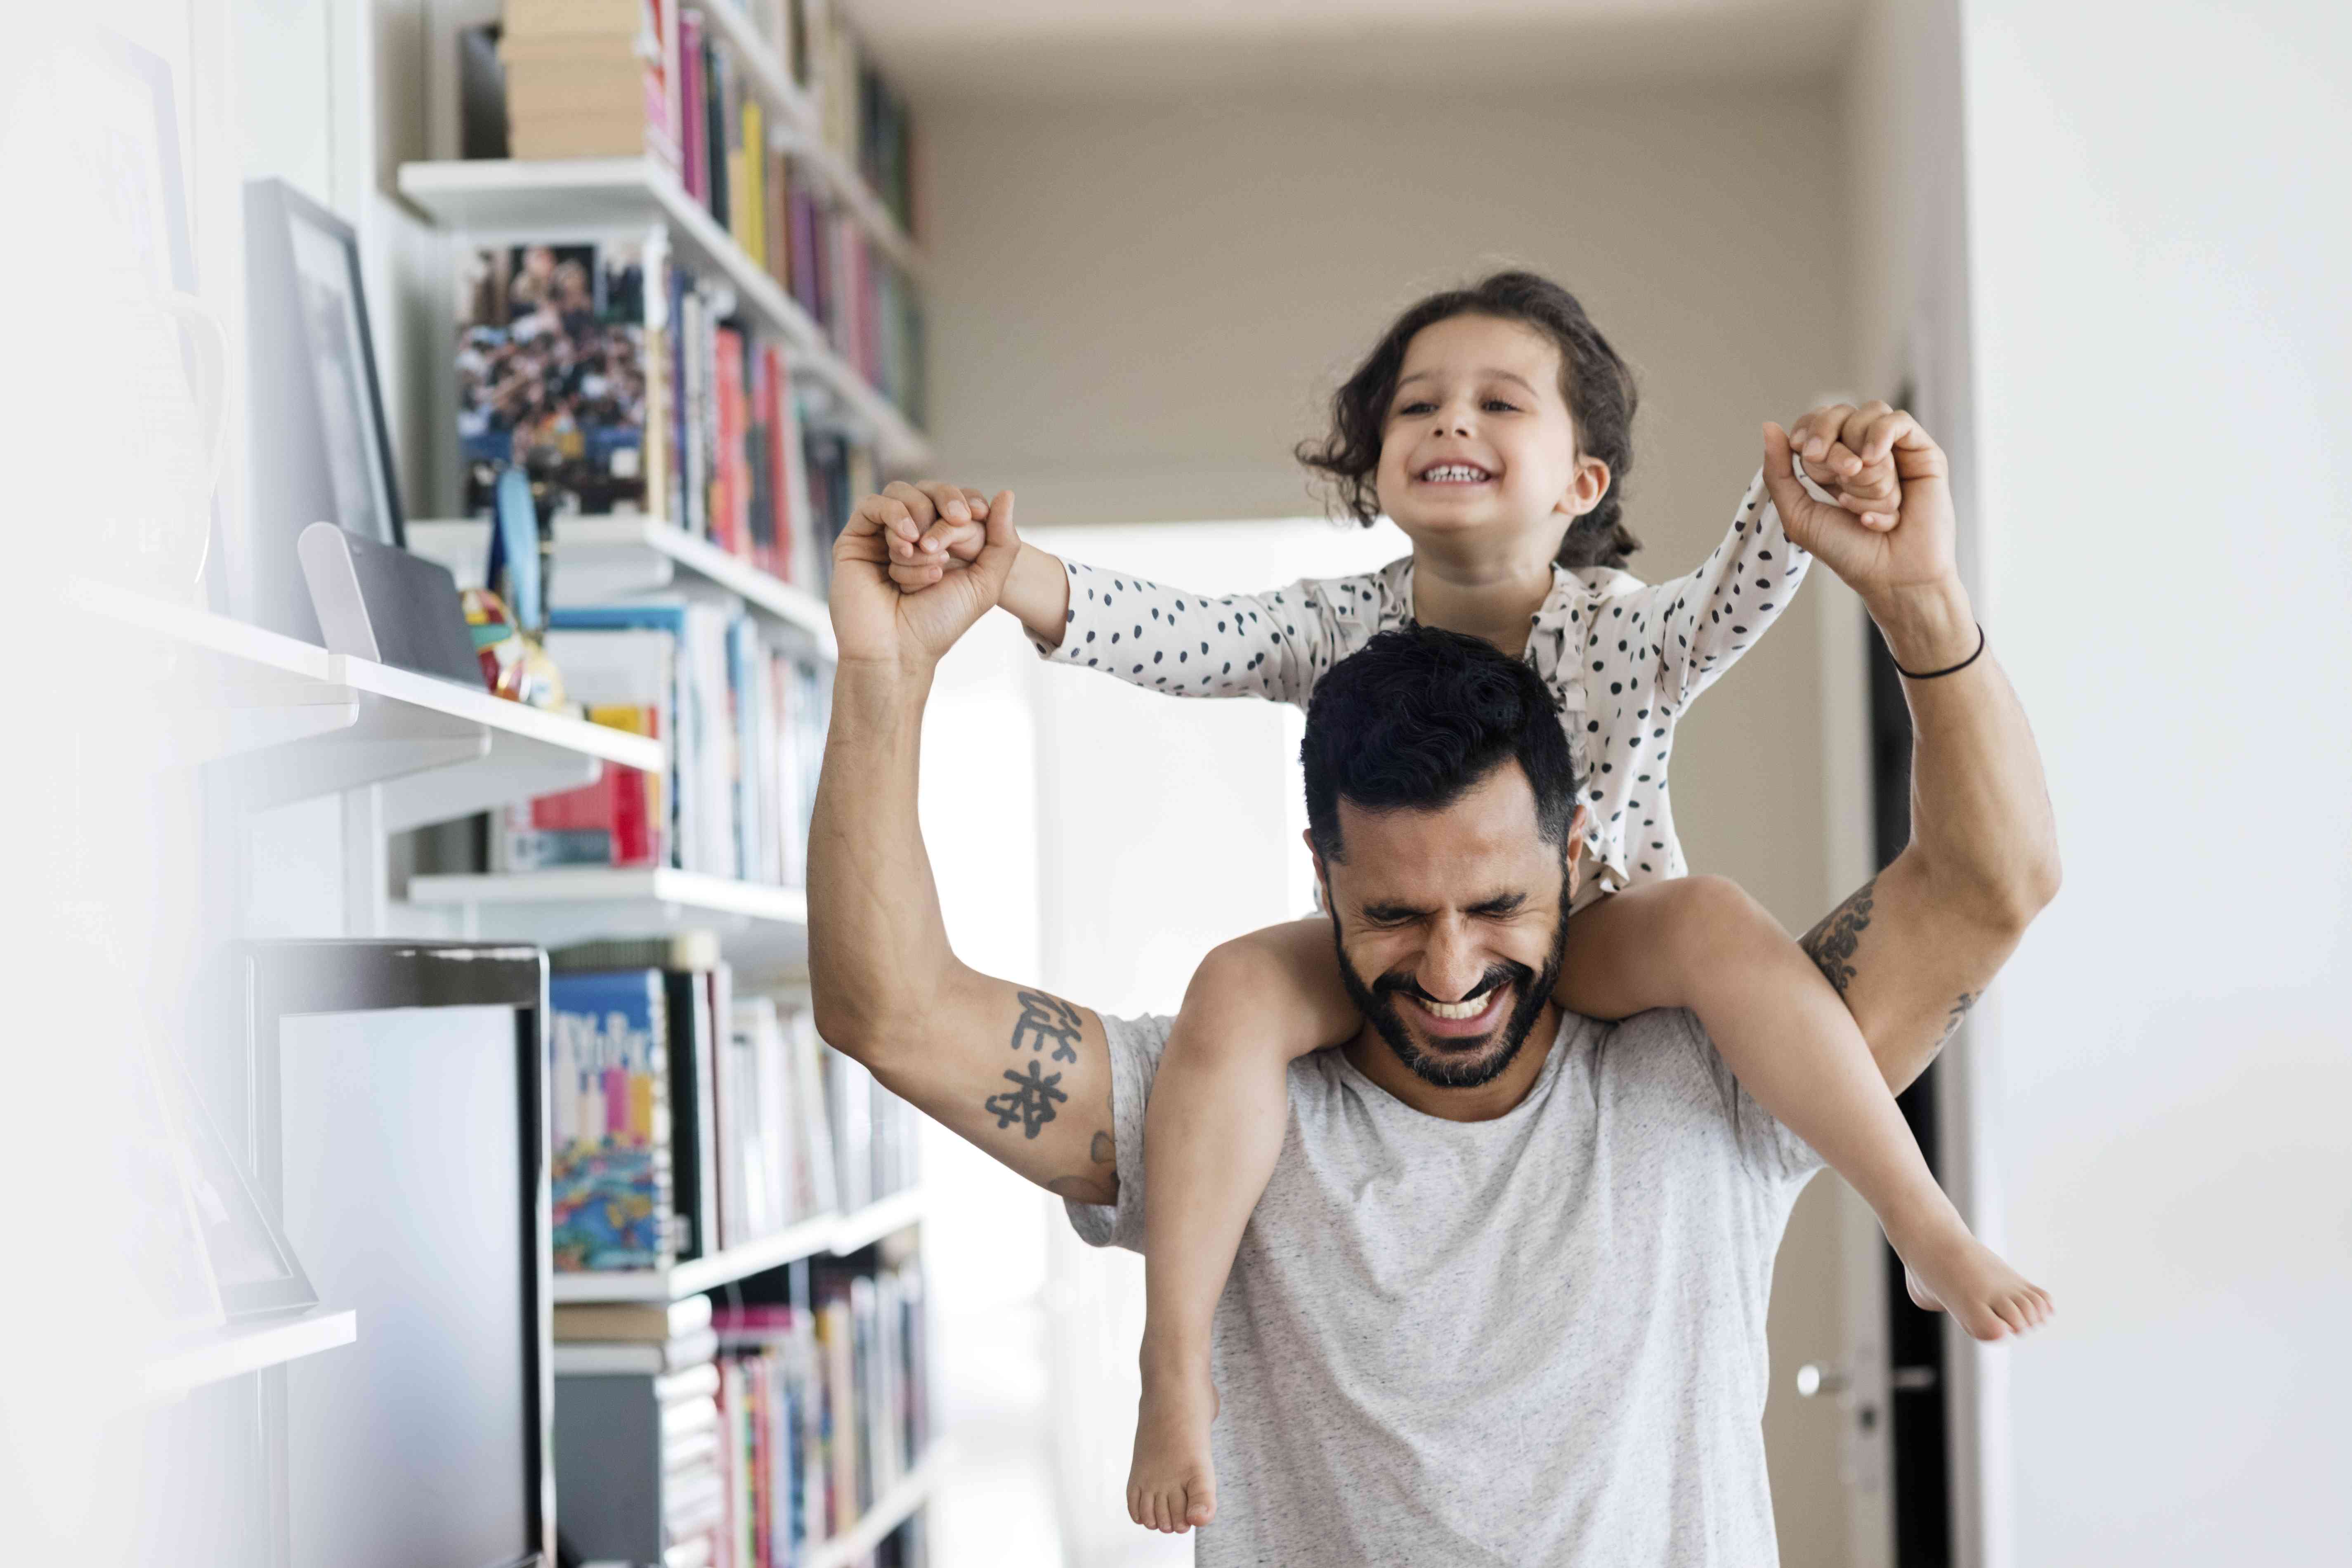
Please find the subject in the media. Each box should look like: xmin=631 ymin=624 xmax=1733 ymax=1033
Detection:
xmin=499 ymin=0 xmax=680 ymax=164
xmin=711 ymin=1258 xmax=930 ymax=1566
xmin=552 ymin=1296 xmax=730 ymax=1568
xmin=549 ymin=942 xmax=871 ymax=1279
xmin=505 ymin=600 xmax=829 ymax=882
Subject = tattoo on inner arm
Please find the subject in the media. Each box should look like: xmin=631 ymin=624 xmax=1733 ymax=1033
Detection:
xmin=1940 ymin=990 xmax=1980 ymax=1044
xmin=984 ymin=1060 xmax=1068 ymax=1139
xmin=1013 ymin=989 xmax=1084 ymax=1063
xmin=1800 ymin=876 xmax=1877 ymax=995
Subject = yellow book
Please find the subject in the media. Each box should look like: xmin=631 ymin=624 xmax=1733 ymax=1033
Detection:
xmin=741 ymin=98 xmax=765 ymax=272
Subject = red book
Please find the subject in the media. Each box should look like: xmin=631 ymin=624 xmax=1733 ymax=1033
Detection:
xmin=502 ymin=706 xmax=661 ymax=867
xmin=755 ymin=342 xmax=785 ymax=579
xmin=711 ymin=326 xmax=745 ymax=557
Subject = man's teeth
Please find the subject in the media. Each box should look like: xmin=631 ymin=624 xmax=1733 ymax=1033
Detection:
xmin=1421 ymin=465 xmax=1489 ymax=482
xmin=1420 ymin=994 xmax=1492 ymax=1020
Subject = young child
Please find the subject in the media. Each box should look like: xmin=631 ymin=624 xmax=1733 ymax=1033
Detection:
xmin=854 ymin=271 xmax=2051 ymax=1535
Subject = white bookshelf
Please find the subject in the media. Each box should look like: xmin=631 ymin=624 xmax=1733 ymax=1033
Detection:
xmin=808 ymin=1444 xmax=945 ymax=1568
xmin=74 ymin=578 xmax=661 ymax=823
xmin=394 ymin=156 xmax=929 ymax=470
xmin=405 ymin=867 xmax=807 ymax=966
xmin=395 ymin=26 xmax=937 ymax=1556
xmin=403 ymin=514 xmax=836 ymax=656
xmin=550 ymin=1188 xmax=926 ymax=1303
xmin=139 ymin=1308 xmax=358 ymax=1401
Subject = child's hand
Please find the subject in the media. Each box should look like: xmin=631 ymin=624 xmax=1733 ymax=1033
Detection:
xmin=852 ymin=480 xmax=995 ymax=593
xmin=1780 ymin=403 xmax=1901 ymax=529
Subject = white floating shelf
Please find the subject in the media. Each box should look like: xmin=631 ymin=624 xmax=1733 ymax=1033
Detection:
xmin=671 ymin=0 xmax=926 ymax=279
xmin=395 ymin=156 xmax=929 ymax=470
xmin=404 ymin=867 xmax=810 ymax=973
xmin=808 ymin=1445 xmax=943 ymax=1568
xmin=73 ymin=579 xmax=662 ymax=822
xmin=139 ymin=1308 xmax=358 ymax=1400
xmin=404 ymin=515 xmax=835 ymax=657
xmin=548 ymin=1188 xmax=925 ymax=1303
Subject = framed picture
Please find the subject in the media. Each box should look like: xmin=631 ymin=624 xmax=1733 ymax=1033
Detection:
xmin=245 ymin=178 xmax=406 ymax=638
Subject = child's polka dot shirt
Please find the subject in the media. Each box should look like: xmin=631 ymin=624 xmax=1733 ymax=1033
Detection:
xmin=1033 ymin=470 xmax=1809 ymax=907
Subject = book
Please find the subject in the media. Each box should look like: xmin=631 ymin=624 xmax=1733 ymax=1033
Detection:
xmin=553 ymin=1325 xmax=719 ymax=1377
xmin=497 ymin=702 xmax=661 ymax=869
xmin=549 ymin=970 xmax=675 ymax=1273
xmin=707 ymin=1259 xmax=928 ymax=1560
xmin=501 ymin=0 xmax=646 ymax=37
xmin=555 ymin=1294 xmax=714 ymax=1343
xmin=553 ymin=932 xmax=728 ymax=1261
xmin=661 ymin=1392 xmax=720 ymax=1442
xmin=658 ymin=1360 xmax=724 ymax=1407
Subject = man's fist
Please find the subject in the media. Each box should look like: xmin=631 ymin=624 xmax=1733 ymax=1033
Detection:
xmin=1761 ymin=401 xmax=1958 ymax=604
xmin=851 ymin=480 xmax=993 ymax=594
xmin=830 ymin=482 xmax=1019 ymax=669
xmin=1779 ymin=401 xmax=1902 ymax=529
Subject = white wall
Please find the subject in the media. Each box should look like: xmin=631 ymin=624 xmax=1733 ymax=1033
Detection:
xmin=918 ymin=78 xmax=1866 ymax=1562
xmin=1954 ymin=2 xmax=2352 ymax=1562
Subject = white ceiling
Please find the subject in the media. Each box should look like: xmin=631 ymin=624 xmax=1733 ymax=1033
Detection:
xmin=845 ymin=0 xmax=1866 ymax=98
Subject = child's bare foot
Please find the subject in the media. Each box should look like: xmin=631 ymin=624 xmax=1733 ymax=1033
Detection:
xmin=1128 ymin=1352 xmax=1220 ymax=1533
xmin=1894 ymin=1219 xmax=2053 ymax=1341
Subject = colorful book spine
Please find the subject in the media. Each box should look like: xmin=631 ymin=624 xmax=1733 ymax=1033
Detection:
xmin=550 ymin=970 xmax=675 ymax=1272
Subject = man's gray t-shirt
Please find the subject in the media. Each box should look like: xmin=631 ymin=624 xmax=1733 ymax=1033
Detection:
xmin=1065 ymin=1008 xmax=1825 ymax=1567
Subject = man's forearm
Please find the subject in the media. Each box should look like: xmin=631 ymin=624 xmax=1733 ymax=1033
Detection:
xmin=1869 ymin=578 xmax=2062 ymax=930
xmin=806 ymin=659 xmax=958 ymax=1061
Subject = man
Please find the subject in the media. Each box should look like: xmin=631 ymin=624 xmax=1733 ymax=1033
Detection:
xmin=808 ymin=406 xmax=2059 ymax=1563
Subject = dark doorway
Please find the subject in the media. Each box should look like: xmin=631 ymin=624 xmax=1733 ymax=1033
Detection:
xmin=1868 ymin=616 xmax=1953 ymax=1568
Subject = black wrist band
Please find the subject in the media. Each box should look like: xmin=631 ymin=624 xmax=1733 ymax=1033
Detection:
xmin=1892 ymin=622 xmax=1986 ymax=680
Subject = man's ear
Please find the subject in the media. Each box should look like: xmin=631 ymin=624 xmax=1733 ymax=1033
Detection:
xmin=1557 ymin=454 xmax=1611 ymax=522
xmin=1303 ymin=829 xmax=1332 ymax=915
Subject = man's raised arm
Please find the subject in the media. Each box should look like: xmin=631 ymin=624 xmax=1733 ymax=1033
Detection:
xmin=807 ymin=492 xmax=1119 ymax=1205
xmin=1764 ymin=407 xmax=2063 ymax=1092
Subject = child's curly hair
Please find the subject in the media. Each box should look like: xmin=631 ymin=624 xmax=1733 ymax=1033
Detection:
xmin=1296 ymin=271 xmax=1641 ymax=571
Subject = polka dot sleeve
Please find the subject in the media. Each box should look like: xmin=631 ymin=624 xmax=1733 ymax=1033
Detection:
xmin=1033 ymin=558 xmax=1392 ymax=706
xmin=1639 ymin=470 xmax=1814 ymax=708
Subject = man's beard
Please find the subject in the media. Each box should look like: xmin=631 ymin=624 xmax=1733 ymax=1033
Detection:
xmin=1331 ymin=900 xmax=1570 ymax=1090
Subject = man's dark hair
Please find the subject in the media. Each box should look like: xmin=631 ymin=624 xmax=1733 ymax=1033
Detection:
xmin=1294 ymin=269 xmax=1641 ymax=570
xmin=1302 ymin=626 xmax=1581 ymax=863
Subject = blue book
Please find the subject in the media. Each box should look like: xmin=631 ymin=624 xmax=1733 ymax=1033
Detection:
xmin=548 ymin=970 xmax=673 ymax=1272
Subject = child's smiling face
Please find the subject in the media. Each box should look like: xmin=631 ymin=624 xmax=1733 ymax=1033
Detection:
xmin=1374 ymin=313 xmax=1609 ymax=562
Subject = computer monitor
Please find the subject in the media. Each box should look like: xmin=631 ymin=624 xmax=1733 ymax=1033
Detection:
xmin=243 ymin=941 xmax=553 ymax=1568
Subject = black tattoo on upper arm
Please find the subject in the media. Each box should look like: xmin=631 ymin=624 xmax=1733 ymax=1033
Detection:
xmin=1013 ymin=989 xmax=1084 ymax=1063
xmin=1800 ymin=876 xmax=1877 ymax=995
xmin=985 ymin=1060 xmax=1067 ymax=1139
xmin=1940 ymin=990 xmax=1980 ymax=1044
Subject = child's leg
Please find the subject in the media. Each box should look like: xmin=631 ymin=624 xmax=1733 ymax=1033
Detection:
xmin=1562 ymin=877 xmax=2052 ymax=1340
xmin=1131 ymin=919 xmax=1357 ymax=1535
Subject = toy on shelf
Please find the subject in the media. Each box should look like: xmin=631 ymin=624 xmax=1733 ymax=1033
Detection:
xmin=470 ymin=467 xmax=568 ymax=709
